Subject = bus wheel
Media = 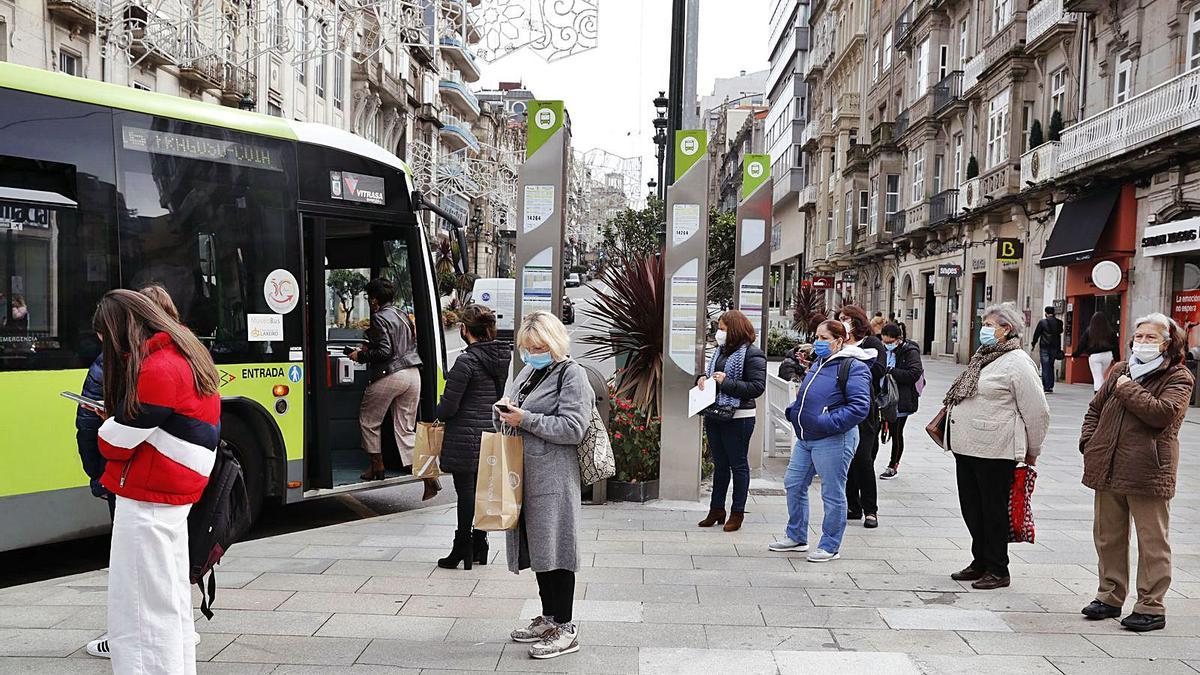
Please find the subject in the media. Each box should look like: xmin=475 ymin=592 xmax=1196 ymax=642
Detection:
xmin=221 ymin=415 xmax=266 ymax=523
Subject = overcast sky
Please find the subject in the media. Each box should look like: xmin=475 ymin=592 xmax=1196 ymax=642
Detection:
xmin=479 ymin=1 xmax=769 ymax=198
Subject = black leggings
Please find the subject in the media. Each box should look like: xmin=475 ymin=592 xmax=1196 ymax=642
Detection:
xmin=888 ymin=417 xmax=909 ymax=468
xmin=536 ymin=569 xmax=575 ymax=624
xmin=846 ymin=418 xmax=880 ymax=516
xmin=451 ymin=471 xmax=478 ymax=533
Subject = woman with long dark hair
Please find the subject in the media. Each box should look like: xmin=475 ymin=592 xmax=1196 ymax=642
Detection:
xmin=1075 ymin=311 xmax=1119 ymax=392
xmin=837 ymin=304 xmax=888 ymax=528
xmin=696 ymin=310 xmax=767 ymax=533
xmin=93 ymin=289 xmax=221 ymax=674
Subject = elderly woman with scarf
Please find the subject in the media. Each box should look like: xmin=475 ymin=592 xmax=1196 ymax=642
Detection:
xmin=696 ymin=310 xmax=767 ymax=533
xmin=943 ymin=303 xmax=1050 ymax=590
xmin=1078 ymin=313 xmax=1193 ymax=633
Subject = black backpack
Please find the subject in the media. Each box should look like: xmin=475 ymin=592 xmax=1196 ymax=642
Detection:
xmin=188 ymin=441 xmax=253 ymax=619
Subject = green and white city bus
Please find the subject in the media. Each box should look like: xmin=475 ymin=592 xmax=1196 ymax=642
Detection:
xmin=0 ymin=62 xmax=459 ymax=552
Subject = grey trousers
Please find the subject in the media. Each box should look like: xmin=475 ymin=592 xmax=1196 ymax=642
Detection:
xmin=360 ymin=367 xmax=421 ymax=464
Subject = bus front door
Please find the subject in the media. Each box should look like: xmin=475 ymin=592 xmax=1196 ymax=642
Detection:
xmin=303 ymin=214 xmax=422 ymax=491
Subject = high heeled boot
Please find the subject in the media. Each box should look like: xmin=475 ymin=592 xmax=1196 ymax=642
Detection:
xmin=472 ymin=529 xmax=489 ymax=565
xmin=698 ymin=508 xmax=726 ymax=527
xmin=422 ymin=477 xmax=441 ymax=501
xmin=723 ymin=511 xmax=745 ymax=532
xmin=437 ymin=530 xmax=472 ymax=570
xmin=360 ymin=454 xmax=385 ymax=481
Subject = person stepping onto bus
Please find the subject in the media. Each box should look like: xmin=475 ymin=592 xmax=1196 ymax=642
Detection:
xmin=434 ymin=305 xmax=511 ymax=569
xmin=92 ymin=290 xmax=221 ymax=675
xmin=349 ymin=278 xmax=436 ymax=498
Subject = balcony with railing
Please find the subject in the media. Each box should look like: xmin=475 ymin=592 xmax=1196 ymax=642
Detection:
xmin=929 ymin=189 xmax=959 ymax=224
xmin=128 ymin=16 xmax=178 ymax=68
xmin=439 ymin=112 xmax=481 ymax=153
xmin=870 ymin=121 xmax=896 ymax=150
xmin=897 ymin=95 xmax=932 ymax=139
xmin=1020 ymin=141 xmax=1059 ymax=188
xmin=800 ymin=183 xmax=819 ymax=210
xmin=894 ymin=110 xmax=911 ymax=137
xmin=844 ymin=144 xmax=869 ymax=175
xmin=959 ymin=162 xmax=1019 ymax=210
xmin=894 ymin=5 xmax=913 ymax=47
xmin=1026 ymin=0 xmax=1080 ymax=49
xmin=1057 ymin=65 xmax=1200 ymax=177
xmin=885 ymin=210 xmax=906 ymax=234
xmin=47 ymin=0 xmax=105 ymax=32
xmin=178 ymin=57 xmax=223 ymax=90
xmin=219 ymin=64 xmax=257 ymax=107
xmin=962 ymin=17 xmax=1026 ymax=96
xmin=932 ymin=71 xmax=964 ymax=115
xmin=354 ymin=59 xmax=405 ymax=107
xmin=439 ymin=75 xmax=481 ymax=119
xmin=904 ymin=202 xmax=930 ymax=232
xmin=833 ymin=93 xmax=861 ymax=122
xmin=439 ymin=38 xmax=482 ymax=82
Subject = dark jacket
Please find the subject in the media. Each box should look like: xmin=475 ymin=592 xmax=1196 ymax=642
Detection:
xmin=359 ymin=305 xmax=421 ymax=383
xmin=786 ymin=346 xmax=873 ymax=440
xmin=75 ymin=354 xmax=108 ymax=498
xmin=887 ymin=340 xmax=924 ymax=415
xmin=1080 ymin=359 xmax=1193 ymax=499
xmin=1074 ymin=327 xmax=1121 ymax=359
xmin=434 ymin=340 xmax=512 ymax=473
xmin=1032 ymin=316 xmax=1064 ymax=353
xmin=778 ymin=355 xmax=807 ymax=382
xmin=712 ymin=344 xmax=768 ymax=411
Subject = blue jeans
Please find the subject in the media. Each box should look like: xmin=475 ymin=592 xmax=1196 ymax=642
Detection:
xmin=705 ymin=417 xmax=754 ymax=512
xmin=783 ymin=428 xmax=859 ymax=553
xmin=1039 ymin=348 xmax=1055 ymax=392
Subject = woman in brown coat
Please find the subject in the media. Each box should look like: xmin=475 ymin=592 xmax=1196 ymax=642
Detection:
xmin=1078 ymin=312 xmax=1193 ymax=633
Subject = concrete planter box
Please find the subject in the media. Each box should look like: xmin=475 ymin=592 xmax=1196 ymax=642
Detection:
xmin=607 ymin=479 xmax=659 ymax=503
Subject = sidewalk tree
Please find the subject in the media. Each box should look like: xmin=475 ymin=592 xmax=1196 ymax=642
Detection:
xmin=707 ymin=208 xmax=736 ymax=313
xmin=327 ymin=269 xmax=368 ymax=327
xmin=600 ymin=197 xmax=665 ymax=260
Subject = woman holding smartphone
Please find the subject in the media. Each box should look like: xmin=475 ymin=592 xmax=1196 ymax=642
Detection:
xmin=93 ymin=289 xmax=221 ymax=674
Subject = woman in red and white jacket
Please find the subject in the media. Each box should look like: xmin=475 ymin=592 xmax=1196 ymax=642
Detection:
xmin=92 ymin=289 xmax=221 ymax=675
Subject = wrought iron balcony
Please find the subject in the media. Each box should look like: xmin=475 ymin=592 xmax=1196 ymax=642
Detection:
xmin=219 ymin=64 xmax=257 ymax=107
xmin=1020 ymin=141 xmax=1059 ymax=188
xmin=1026 ymin=0 xmax=1080 ymax=50
xmin=894 ymin=4 xmax=914 ymax=47
xmin=929 ymin=189 xmax=959 ymax=224
xmin=47 ymin=0 xmax=105 ymax=32
xmin=885 ymin=210 xmax=906 ymax=234
xmin=894 ymin=110 xmax=910 ymax=137
xmin=178 ymin=56 xmax=223 ymax=90
xmin=932 ymin=71 xmax=964 ymax=114
xmin=1057 ymin=65 xmax=1200 ymax=177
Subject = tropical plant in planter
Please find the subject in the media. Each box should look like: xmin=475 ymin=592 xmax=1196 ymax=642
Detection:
xmin=605 ymin=386 xmax=662 ymax=501
xmin=792 ymin=284 xmax=827 ymax=341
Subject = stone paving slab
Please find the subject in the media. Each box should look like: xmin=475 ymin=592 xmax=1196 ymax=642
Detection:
xmin=3 ymin=361 xmax=1199 ymax=672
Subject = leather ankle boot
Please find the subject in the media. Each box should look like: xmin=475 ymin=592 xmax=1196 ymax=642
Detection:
xmin=438 ymin=530 xmax=471 ymax=570
xmin=422 ymin=477 xmax=441 ymax=501
xmin=360 ymin=454 xmax=385 ymax=481
xmin=472 ymin=529 xmax=489 ymax=565
xmin=723 ymin=511 xmax=745 ymax=532
xmin=698 ymin=508 xmax=726 ymax=527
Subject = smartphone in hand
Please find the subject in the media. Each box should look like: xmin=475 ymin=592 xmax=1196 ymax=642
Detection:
xmin=495 ymin=403 xmax=513 ymax=413
xmin=61 ymin=391 xmax=105 ymax=412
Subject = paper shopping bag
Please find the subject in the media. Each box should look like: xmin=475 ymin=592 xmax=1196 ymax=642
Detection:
xmin=413 ymin=422 xmax=444 ymax=478
xmin=473 ymin=429 xmax=524 ymax=531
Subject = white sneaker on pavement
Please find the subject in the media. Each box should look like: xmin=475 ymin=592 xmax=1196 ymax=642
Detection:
xmin=807 ymin=548 xmax=840 ymax=563
xmin=85 ymin=632 xmax=201 ymax=659
xmin=767 ymin=537 xmax=808 ymax=552
xmin=510 ymin=615 xmax=556 ymax=643
xmin=528 ymin=622 xmax=580 ymax=659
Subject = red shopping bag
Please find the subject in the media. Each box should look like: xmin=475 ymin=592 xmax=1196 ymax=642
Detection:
xmin=1008 ymin=465 xmax=1037 ymax=544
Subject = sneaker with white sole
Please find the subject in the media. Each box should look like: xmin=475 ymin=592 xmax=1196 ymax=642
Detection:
xmin=87 ymin=632 xmax=201 ymax=658
xmin=807 ymin=548 xmax=840 ymax=563
xmin=528 ymin=622 xmax=580 ymax=659
xmin=510 ymin=615 xmax=556 ymax=643
xmin=879 ymin=467 xmax=898 ymax=480
xmin=768 ymin=537 xmax=808 ymax=552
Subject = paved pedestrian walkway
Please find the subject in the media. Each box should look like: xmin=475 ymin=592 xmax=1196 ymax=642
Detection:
xmin=2 ymin=359 xmax=1199 ymax=674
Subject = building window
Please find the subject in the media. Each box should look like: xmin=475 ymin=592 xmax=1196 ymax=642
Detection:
xmin=885 ymin=174 xmax=900 ymax=214
xmin=132 ymin=82 xmax=152 ymax=91
xmin=1021 ymin=101 xmax=1033 ymax=152
xmin=1050 ymin=67 xmax=1067 ymax=117
xmin=872 ymin=42 xmax=880 ymax=81
xmin=858 ymin=190 xmax=869 ymax=227
xmin=869 ymin=177 xmax=879 ymax=234
xmin=939 ymin=44 xmax=949 ymax=81
xmin=1191 ymin=8 xmax=1200 ymax=70
xmin=910 ymin=146 xmax=925 ymax=204
xmin=58 ymin=49 xmax=80 ymax=77
xmin=953 ymin=133 xmax=963 ymax=187
xmin=827 ymin=212 xmax=834 ymax=241
xmin=0 ymin=20 xmax=7 ymax=61
xmin=933 ymin=154 xmax=943 ymax=193
xmin=1114 ymin=55 xmax=1132 ymax=104
xmin=958 ymin=18 xmax=969 ymax=68
xmin=916 ymin=38 xmax=930 ymax=94
xmin=845 ymin=190 xmax=853 ymax=243
xmin=334 ymin=50 xmax=345 ymax=110
xmin=883 ymin=29 xmax=892 ymax=68
xmin=268 ymin=101 xmax=283 ymax=117
xmin=986 ymin=90 xmax=1010 ymax=168
xmin=315 ymin=21 xmax=327 ymax=98
xmin=297 ymin=3 xmax=308 ymax=85
xmin=992 ymin=0 xmax=1012 ymax=35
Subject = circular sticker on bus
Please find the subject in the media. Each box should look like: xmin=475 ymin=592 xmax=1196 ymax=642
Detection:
xmin=481 ymin=292 xmax=491 ymax=302
xmin=264 ymin=269 xmax=299 ymax=314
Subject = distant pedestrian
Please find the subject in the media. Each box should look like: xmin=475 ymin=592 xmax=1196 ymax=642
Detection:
xmin=944 ymin=303 xmax=1049 ymax=590
xmin=838 ymin=304 xmax=888 ymax=529
xmin=495 ymin=311 xmax=591 ymax=659
xmin=772 ymin=319 xmax=872 ymax=561
xmin=878 ymin=323 xmax=923 ymax=480
xmin=1074 ymin=311 xmax=1120 ymax=392
xmin=869 ymin=315 xmax=886 ymax=337
xmin=778 ymin=344 xmax=813 ymax=383
xmin=434 ymin=305 xmax=511 ymax=570
xmin=1079 ymin=313 xmax=1192 ymax=632
xmin=696 ymin=310 xmax=768 ymax=533
xmin=92 ymin=290 xmax=221 ymax=675
xmin=1032 ymin=306 xmax=1064 ymax=393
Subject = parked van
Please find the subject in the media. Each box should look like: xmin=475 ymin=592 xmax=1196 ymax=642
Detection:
xmin=471 ymin=277 xmax=516 ymax=340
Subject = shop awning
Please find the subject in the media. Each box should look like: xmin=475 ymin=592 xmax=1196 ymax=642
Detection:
xmin=1039 ymin=190 xmax=1119 ymax=268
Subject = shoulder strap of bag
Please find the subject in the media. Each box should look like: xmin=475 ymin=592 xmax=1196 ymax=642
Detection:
xmin=837 ymin=357 xmax=853 ymax=398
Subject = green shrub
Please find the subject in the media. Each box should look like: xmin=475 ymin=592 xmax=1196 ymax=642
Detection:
xmin=607 ymin=386 xmax=661 ymax=482
xmin=767 ymin=326 xmax=801 ymax=357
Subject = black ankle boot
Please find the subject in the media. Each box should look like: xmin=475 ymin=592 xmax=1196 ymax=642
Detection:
xmin=438 ymin=530 xmax=471 ymax=570
xmin=472 ymin=529 xmax=489 ymax=566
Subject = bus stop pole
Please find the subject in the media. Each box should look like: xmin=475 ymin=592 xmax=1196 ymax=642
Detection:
xmin=733 ymin=154 xmax=773 ymax=476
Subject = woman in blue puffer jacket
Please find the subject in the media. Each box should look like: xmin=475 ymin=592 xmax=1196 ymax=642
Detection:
xmin=771 ymin=319 xmax=872 ymax=562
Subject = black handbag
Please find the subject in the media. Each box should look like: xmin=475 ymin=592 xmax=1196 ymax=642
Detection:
xmin=700 ymin=404 xmax=736 ymax=421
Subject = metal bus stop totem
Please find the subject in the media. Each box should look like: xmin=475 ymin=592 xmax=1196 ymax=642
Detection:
xmin=659 ymin=130 xmax=710 ymax=502
xmin=734 ymin=154 xmax=772 ymax=474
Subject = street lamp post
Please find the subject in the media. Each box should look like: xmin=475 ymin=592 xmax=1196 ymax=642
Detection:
xmin=470 ymin=205 xmax=483 ymax=276
xmin=653 ymin=92 xmax=669 ymax=202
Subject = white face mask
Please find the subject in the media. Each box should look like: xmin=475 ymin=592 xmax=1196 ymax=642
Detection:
xmin=842 ymin=320 xmax=853 ymax=336
xmin=1132 ymin=342 xmax=1163 ymax=362
xmin=715 ymin=330 xmax=727 ymax=346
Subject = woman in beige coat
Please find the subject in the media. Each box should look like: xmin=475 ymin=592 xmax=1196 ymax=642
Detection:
xmin=943 ymin=303 xmax=1050 ymax=590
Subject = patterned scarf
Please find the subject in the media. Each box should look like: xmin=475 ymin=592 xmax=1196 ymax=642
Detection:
xmin=942 ymin=336 xmax=1022 ymax=408
xmin=708 ymin=344 xmax=747 ymax=408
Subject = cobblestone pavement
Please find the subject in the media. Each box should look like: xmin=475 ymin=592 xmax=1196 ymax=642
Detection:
xmin=2 ymin=359 xmax=1199 ymax=674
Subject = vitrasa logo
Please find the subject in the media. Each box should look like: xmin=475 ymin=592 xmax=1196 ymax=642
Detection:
xmin=330 ymin=171 xmax=386 ymax=206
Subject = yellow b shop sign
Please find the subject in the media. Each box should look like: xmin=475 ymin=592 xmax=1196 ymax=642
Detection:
xmin=996 ymin=238 xmax=1024 ymax=263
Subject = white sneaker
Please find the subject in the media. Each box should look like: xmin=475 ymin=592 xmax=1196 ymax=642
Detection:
xmin=510 ymin=615 xmax=556 ymax=643
xmin=768 ymin=537 xmax=808 ymax=552
xmin=194 ymin=632 xmax=202 ymax=646
xmin=528 ymin=622 xmax=580 ymax=659
xmin=86 ymin=632 xmax=200 ymax=658
xmin=807 ymin=548 xmax=840 ymax=563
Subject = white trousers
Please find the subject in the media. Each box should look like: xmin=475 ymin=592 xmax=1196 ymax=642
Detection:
xmin=1088 ymin=351 xmax=1114 ymax=392
xmin=108 ymin=496 xmax=195 ymax=675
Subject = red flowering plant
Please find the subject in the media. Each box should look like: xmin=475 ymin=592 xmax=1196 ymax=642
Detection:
xmin=607 ymin=383 xmax=661 ymax=483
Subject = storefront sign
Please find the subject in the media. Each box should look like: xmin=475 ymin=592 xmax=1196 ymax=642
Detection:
xmin=937 ymin=263 xmax=963 ymax=277
xmin=1091 ymin=260 xmax=1122 ymax=291
xmin=841 ymin=271 xmax=858 ymax=283
xmin=811 ymin=276 xmax=834 ymax=289
xmin=1172 ymin=290 xmax=1200 ymax=348
xmin=996 ymin=238 xmax=1024 ymax=263
xmin=1142 ymin=217 xmax=1200 ymax=257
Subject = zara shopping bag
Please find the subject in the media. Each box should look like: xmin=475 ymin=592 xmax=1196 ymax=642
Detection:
xmin=412 ymin=421 xmax=444 ymax=478
xmin=472 ymin=428 xmax=524 ymax=531
xmin=1008 ymin=465 xmax=1037 ymax=544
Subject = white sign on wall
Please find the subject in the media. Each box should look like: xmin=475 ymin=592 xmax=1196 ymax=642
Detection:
xmin=672 ymin=204 xmax=701 ymax=245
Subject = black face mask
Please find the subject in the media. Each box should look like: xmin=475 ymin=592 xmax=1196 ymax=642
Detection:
xmin=460 ymin=329 xmax=469 ymax=343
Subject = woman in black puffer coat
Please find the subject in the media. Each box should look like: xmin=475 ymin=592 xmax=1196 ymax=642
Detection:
xmin=435 ymin=305 xmax=512 ymax=570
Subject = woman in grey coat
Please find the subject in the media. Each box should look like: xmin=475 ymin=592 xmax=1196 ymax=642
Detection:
xmin=494 ymin=311 xmax=591 ymax=661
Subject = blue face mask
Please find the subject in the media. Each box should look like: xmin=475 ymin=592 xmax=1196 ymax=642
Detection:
xmin=979 ymin=326 xmax=999 ymax=346
xmin=812 ymin=340 xmax=832 ymax=358
xmin=884 ymin=342 xmax=898 ymax=351
xmin=522 ymin=350 xmax=554 ymax=370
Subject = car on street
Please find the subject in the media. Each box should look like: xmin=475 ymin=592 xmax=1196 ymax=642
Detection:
xmin=566 ymin=273 xmax=582 ymax=287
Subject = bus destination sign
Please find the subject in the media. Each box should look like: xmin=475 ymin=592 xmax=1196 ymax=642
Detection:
xmin=330 ymin=171 xmax=386 ymax=206
xmin=122 ymin=127 xmax=282 ymax=171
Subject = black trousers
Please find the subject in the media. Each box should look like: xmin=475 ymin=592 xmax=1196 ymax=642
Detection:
xmin=536 ymin=569 xmax=575 ymax=624
xmin=954 ymin=453 xmax=1016 ymax=577
xmin=888 ymin=417 xmax=909 ymax=468
xmin=450 ymin=471 xmax=480 ymax=534
xmin=846 ymin=419 xmax=879 ymax=516
xmin=704 ymin=417 xmax=754 ymax=512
